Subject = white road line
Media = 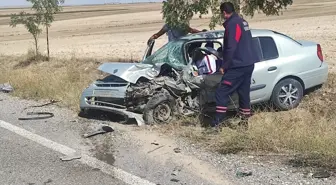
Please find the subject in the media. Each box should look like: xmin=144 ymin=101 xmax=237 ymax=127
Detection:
xmin=0 ymin=120 xmax=156 ymax=185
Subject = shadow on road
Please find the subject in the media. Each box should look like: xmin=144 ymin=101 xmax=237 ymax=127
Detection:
xmin=78 ymin=109 xmax=138 ymax=125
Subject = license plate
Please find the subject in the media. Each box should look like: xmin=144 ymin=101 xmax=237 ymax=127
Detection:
xmin=93 ymin=90 xmax=113 ymax=97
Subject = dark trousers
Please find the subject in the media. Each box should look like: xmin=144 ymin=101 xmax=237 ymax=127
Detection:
xmin=212 ymin=64 xmax=255 ymax=126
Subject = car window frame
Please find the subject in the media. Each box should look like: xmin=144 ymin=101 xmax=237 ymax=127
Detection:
xmin=252 ymin=37 xmax=264 ymax=63
xmin=142 ymin=40 xmax=187 ymax=70
xmin=257 ymin=36 xmax=280 ymax=61
xmin=183 ymin=39 xmax=223 ymax=65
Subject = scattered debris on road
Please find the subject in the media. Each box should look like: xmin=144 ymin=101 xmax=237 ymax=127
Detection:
xmin=173 ymin=148 xmax=181 ymax=153
xmin=43 ymin=178 xmax=53 ymax=185
xmin=60 ymin=152 xmax=82 ymax=161
xmin=147 ymin=145 xmax=164 ymax=154
xmin=170 ymin=178 xmax=180 ymax=183
xmin=171 ymin=165 xmax=182 ymax=176
xmin=312 ymin=170 xmax=331 ymax=179
xmin=17 ymin=100 xmax=59 ymax=120
xmin=83 ymin=124 xmax=114 ymax=138
xmin=18 ymin=112 xmax=54 ymax=120
xmin=23 ymin=99 xmax=60 ymax=110
xmin=0 ymin=83 xmax=14 ymax=93
xmin=236 ymin=167 xmax=253 ymax=178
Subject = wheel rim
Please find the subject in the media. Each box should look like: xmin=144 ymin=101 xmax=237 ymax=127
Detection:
xmin=153 ymin=102 xmax=172 ymax=123
xmin=277 ymin=83 xmax=299 ymax=107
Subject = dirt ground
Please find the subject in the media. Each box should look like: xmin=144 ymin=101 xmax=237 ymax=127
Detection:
xmin=0 ymin=0 xmax=335 ymax=70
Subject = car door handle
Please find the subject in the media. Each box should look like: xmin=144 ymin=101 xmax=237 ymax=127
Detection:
xmin=268 ymin=66 xmax=277 ymax=71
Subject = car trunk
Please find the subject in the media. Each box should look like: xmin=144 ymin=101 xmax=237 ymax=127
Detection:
xmin=297 ymin=40 xmax=324 ymax=66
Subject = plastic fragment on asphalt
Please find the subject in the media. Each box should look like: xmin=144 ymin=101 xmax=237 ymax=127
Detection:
xmin=60 ymin=152 xmax=82 ymax=161
xmin=83 ymin=124 xmax=114 ymax=138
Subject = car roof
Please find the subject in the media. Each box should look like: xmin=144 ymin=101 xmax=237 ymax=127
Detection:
xmin=180 ymin=29 xmax=276 ymax=41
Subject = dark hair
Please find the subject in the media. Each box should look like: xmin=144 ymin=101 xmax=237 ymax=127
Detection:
xmin=188 ymin=42 xmax=202 ymax=57
xmin=220 ymin=2 xmax=235 ymax=14
xmin=192 ymin=50 xmax=205 ymax=62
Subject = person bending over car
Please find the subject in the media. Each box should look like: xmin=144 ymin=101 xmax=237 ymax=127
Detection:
xmin=148 ymin=23 xmax=206 ymax=43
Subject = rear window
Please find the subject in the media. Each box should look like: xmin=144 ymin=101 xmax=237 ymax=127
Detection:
xmin=259 ymin=37 xmax=279 ymax=60
xmin=273 ymin=31 xmax=302 ymax=45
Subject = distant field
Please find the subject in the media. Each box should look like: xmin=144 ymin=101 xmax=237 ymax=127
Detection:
xmin=0 ymin=3 xmax=162 ymax=25
xmin=0 ymin=0 xmax=335 ymax=69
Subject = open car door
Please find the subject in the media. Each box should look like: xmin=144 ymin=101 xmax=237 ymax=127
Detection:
xmin=192 ymin=46 xmax=224 ymax=86
xmin=192 ymin=47 xmax=240 ymax=110
xmin=142 ymin=39 xmax=155 ymax=61
xmin=193 ymin=46 xmax=223 ymax=89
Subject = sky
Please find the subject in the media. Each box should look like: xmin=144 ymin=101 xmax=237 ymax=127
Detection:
xmin=0 ymin=0 xmax=163 ymax=8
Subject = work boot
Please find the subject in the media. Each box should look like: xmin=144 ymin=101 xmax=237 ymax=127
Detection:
xmin=203 ymin=124 xmax=221 ymax=134
xmin=203 ymin=118 xmax=221 ymax=134
xmin=237 ymin=117 xmax=249 ymax=131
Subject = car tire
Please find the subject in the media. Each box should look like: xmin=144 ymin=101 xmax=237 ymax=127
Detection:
xmin=271 ymin=78 xmax=304 ymax=111
xmin=78 ymin=109 xmax=90 ymax=118
xmin=143 ymin=90 xmax=176 ymax=125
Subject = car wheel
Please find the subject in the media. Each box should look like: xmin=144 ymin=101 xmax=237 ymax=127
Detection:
xmin=271 ymin=78 xmax=304 ymax=111
xmin=143 ymin=91 xmax=176 ymax=125
xmin=78 ymin=108 xmax=90 ymax=118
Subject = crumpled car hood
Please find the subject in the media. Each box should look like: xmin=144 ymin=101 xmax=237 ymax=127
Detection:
xmin=98 ymin=62 xmax=160 ymax=84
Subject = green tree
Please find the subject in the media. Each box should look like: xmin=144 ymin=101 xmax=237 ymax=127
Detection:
xmin=10 ymin=12 xmax=42 ymax=56
xmin=10 ymin=0 xmax=64 ymax=61
xmin=35 ymin=0 xmax=65 ymax=61
xmin=162 ymin=0 xmax=293 ymax=31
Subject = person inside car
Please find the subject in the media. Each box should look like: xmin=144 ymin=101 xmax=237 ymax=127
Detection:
xmin=191 ymin=49 xmax=217 ymax=76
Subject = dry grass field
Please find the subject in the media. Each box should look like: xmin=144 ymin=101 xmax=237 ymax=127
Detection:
xmin=0 ymin=0 xmax=335 ymax=65
xmin=1 ymin=0 xmax=336 ymax=169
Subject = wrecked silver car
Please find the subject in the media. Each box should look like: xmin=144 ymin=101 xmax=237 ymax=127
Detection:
xmin=79 ymin=30 xmax=328 ymax=126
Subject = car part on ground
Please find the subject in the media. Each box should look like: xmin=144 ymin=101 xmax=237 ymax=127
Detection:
xmin=18 ymin=112 xmax=54 ymax=120
xmin=23 ymin=99 xmax=60 ymax=110
xmin=0 ymin=83 xmax=14 ymax=93
xmin=60 ymin=152 xmax=82 ymax=161
xmin=83 ymin=124 xmax=114 ymax=138
xmin=17 ymin=100 xmax=59 ymax=121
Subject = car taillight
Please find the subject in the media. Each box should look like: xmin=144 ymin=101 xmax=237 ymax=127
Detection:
xmin=317 ymin=44 xmax=323 ymax=62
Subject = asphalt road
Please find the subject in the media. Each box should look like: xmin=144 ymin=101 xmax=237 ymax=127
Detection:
xmin=0 ymin=128 xmax=128 ymax=185
xmin=0 ymin=93 xmax=227 ymax=185
xmin=2 ymin=92 xmax=336 ymax=185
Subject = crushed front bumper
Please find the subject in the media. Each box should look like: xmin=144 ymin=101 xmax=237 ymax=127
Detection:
xmin=79 ymin=85 xmax=146 ymax=126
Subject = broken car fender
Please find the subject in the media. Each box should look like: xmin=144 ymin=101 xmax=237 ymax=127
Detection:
xmin=98 ymin=62 xmax=157 ymax=84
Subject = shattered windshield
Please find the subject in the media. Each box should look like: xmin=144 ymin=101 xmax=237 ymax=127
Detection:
xmin=142 ymin=40 xmax=186 ymax=70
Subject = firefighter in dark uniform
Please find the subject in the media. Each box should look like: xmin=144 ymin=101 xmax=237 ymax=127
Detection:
xmin=211 ymin=2 xmax=258 ymax=130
